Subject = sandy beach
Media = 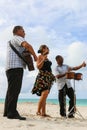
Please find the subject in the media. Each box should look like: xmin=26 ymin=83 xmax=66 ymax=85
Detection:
xmin=0 ymin=102 xmax=87 ymax=130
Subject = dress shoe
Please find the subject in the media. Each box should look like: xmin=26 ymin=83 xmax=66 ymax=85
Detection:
xmin=61 ymin=114 xmax=66 ymax=118
xmin=68 ymin=114 xmax=74 ymax=118
xmin=3 ymin=114 xmax=7 ymax=117
xmin=7 ymin=115 xmax=26 ymax=120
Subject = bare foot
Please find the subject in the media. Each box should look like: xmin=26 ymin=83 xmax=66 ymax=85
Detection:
xmin=36 ymin=112 xmax=41 ymax=116
xmin=41 ymin=114 xmax=51 ymax=117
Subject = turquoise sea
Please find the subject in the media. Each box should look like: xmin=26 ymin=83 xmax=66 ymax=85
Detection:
xmin=0 ymin=98 xmax=87 ymax=106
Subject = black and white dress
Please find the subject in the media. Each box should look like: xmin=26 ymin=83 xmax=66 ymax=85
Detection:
xmin=31 ymin=59 xmax=55 ymax=96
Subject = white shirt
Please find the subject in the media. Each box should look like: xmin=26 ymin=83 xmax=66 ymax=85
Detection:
xmin=6 ymin=35 xmax=26 ymax=70
xmin=55 ymin=64 xmax=72 ymax=90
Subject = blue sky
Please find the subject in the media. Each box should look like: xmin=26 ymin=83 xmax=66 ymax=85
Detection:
xmin=0 ymin=0 xmax=87 ymax=99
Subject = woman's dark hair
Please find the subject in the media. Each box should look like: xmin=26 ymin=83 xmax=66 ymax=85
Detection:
xmin=38 ymin=45 xmax=48 ymax=53
xmin=13 ymin=26 xmax=23 ymax=35
xmin=38 ymin=50 xmax=42 ymax=53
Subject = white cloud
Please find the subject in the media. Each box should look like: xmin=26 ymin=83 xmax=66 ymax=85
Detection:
xmin=0 ymin=18 xmax=6 ymax=26
xmin=0 ymin=26 xmax=13 ymax=43
xmin=66 ymin=42 xmax=87 ymax=65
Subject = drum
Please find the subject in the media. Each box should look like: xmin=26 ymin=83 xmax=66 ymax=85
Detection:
xmin=75 ymin=73 xmax=82 ymax=80
xmin=66 ymin=72 xmax=75 ymax=79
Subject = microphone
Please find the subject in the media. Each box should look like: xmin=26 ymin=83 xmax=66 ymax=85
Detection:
xmin=43 ymin=52 xmax=48 ymax=55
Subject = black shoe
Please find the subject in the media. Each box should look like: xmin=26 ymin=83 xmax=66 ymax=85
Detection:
xmin=68 ymin=115 xmax=74 ymax=118
xmin=7 ymin=115 xmax=26 ymax=120
xmin=3 ymin=114 xmax=7 ymax=117
xmin=14 ymin=115 xmax=26 ymax=120
xmin=61 ymin=114 xmax=67 ymax=118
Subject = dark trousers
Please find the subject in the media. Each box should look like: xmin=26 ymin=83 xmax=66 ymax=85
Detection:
xmin=4 ymin=68 xmax=23 ymax=117
xmin=59 ymin=84 xmax=75 ymax=116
